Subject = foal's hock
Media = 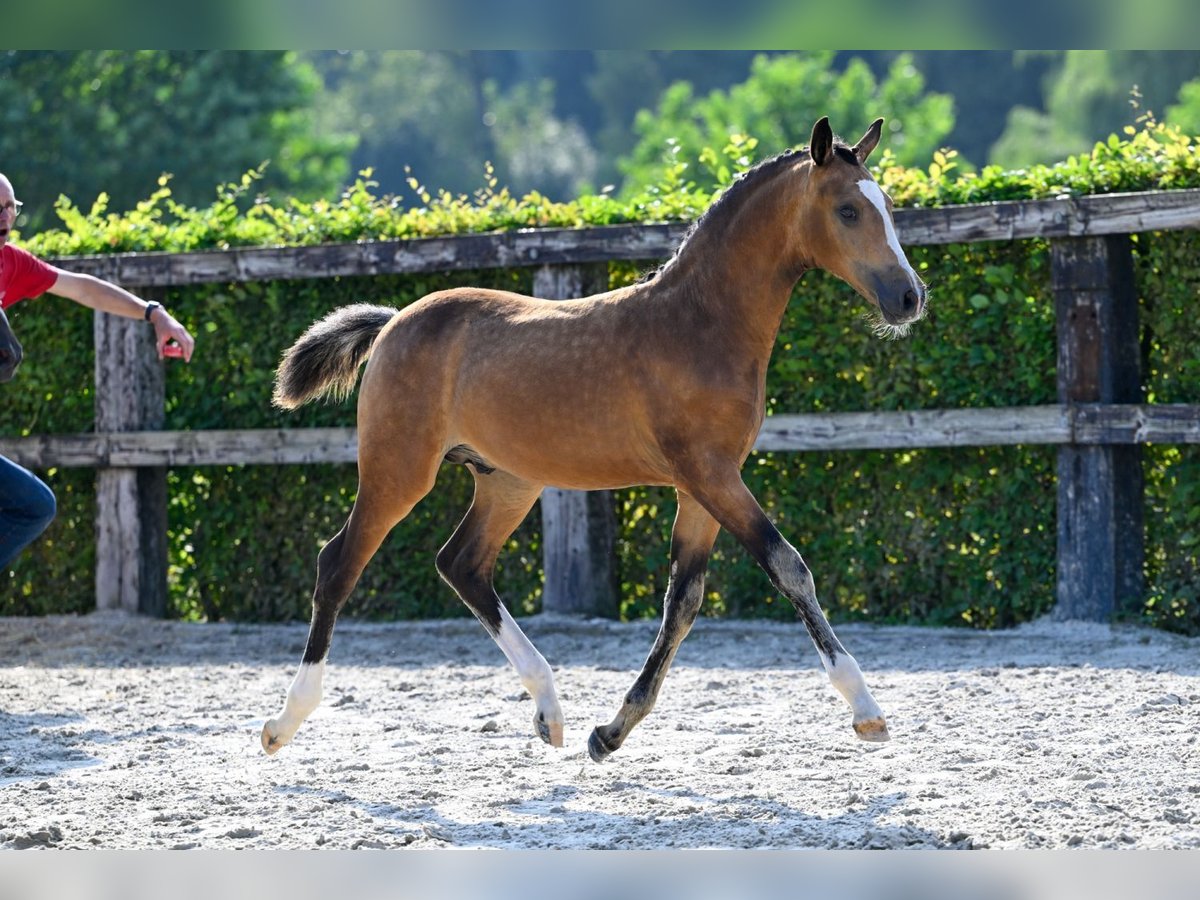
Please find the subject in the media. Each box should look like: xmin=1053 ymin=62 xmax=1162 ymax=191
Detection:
xmin=262 ymin=117 xmax=927 ymax=762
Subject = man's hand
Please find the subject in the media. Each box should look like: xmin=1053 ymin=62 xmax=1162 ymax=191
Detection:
xmin=148 ymin=306 xmax=195 ymax=362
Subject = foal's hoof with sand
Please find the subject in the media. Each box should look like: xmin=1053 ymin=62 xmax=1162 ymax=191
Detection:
xmin=587 ymin=727 xmax=619 ymax=763
xmin=534 ymin=711 xmax=564 ymax=747
xmin=261 ymin=720 xmax=288 ymax=755
xmin=853 ymin=716 xmax=891 ymax=742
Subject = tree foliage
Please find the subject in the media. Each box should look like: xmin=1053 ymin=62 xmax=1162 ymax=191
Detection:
xmin=0 ymin=51 xmax=355 ymax=230
xmin=308 ymin=51 xmax=491 ymax=203
xmin=990 ymin=51 xmax=1200 ymax=168
xmin=1166 ymin=77 xmax=1200 ymax=135
xmin=311 ymin=51 xmax=600 ymax=203
xmin=619 ymin=52 xmax=955 ymax=194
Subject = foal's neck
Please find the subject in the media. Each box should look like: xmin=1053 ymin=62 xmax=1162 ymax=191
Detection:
xmin=651 ymin=161 xmax=810 ymax=357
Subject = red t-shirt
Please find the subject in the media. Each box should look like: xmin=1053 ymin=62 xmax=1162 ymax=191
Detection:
xmin=0 ymin=244 xmax=58 ymax=309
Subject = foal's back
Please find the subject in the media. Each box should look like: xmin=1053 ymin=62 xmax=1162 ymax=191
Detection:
xmin=364 ymin=284 xmax=705 ymax=489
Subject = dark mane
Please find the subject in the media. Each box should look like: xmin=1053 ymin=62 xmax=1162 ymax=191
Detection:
xmin=641 ymin=140 xmax=861 ymax=284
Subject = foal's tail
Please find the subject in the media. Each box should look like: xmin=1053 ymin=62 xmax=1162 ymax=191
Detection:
xmin=272 ymin=304 xmax=398 ymax=409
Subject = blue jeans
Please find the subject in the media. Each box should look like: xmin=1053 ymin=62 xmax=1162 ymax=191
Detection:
xmin=0 ymin=455 xmax=56 ymax=569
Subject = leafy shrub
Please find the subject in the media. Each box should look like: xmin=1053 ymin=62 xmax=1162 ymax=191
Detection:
xmin=2 ymin=118 xmax=1198 ymax=634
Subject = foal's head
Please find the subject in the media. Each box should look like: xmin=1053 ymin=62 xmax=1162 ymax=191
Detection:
xmin=0 ymin=307 xmax=21 ymax=383
xmin=800 ymin=117 xmax=926 ymax=330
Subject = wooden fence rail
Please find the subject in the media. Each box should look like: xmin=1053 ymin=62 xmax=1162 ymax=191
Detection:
xmin=6 ymin=404 xmax=1200 ymax=469
xmin=4 ymin=188 xmax=1200 ymax=620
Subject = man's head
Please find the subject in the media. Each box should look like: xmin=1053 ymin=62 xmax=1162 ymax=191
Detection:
xmin=0 ymin=174 xmax=19 ymax=248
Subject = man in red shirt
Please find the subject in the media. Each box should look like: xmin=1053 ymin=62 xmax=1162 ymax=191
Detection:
xmin=0 ymin=172 xmax=195 ymax=568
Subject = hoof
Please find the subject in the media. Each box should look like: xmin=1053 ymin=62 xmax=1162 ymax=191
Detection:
xmin=534 ymin=712 xmax=564 ymax=748
xmin=587 ymin=728 xmax=618 ymax=763
xmin=853 ymin=716 xmax=891 ymax=743
xmin=261 ymin=720 xmax=287 ymax=755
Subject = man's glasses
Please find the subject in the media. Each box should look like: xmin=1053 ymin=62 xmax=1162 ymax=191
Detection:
xmin=0 ymin=200 xmax=24 ymax=220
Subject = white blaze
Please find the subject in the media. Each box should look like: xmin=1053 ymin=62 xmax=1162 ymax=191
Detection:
xmin=856 ymin=178 xmax=921 ymax=293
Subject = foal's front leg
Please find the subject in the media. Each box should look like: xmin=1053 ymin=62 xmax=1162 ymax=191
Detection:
xmin=687 ymin=471 xmax=890 ymax=743
xmin=589 ymin=492 xmax=721 ymax=761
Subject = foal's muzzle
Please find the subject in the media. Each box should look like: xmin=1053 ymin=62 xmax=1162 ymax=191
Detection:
xmin=876 ymin=279 xmax=927 ymax=326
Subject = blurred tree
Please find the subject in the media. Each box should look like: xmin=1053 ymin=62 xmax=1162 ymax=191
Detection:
xmin=309 ymin=51 xmax=768 ymax=199
xmin=585 ymin=51 xmax=763 ymax=187
xmin=617 ymin=52 xmax=954 ymax=194
xmin=990 ymin=51 xmax=1200 ymax=167
xmin=308 ymin=51 xmax=489 ymax=201
xmin=1166 ymin=77 xmax=1200 ymax=135
xmin=311 ymin=50 xmax=601 ymax=201
xmin=846 ymin=51 xmax=1054 ymax=168
xmin=483 ymin=79 xmax=598 ymax=199
xmin=1 ymin=51 xmax=355 ymax=230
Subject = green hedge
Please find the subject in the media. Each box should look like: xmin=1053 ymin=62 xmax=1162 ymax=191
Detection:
xmin=2 ymin=120 xmax=1199 ymax=634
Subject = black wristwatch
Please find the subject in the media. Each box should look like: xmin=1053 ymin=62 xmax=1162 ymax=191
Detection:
xmin=144 ymin=301 xmax=162 ymax=322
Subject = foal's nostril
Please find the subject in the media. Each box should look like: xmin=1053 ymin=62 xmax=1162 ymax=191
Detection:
xmin=902 ymin=289 xmax=918 ymax=314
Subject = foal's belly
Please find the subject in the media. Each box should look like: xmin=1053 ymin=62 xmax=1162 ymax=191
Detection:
xmin=453 ymin=402 xmax=675 ymax=491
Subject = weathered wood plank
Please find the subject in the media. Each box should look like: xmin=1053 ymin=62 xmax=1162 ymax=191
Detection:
xmin=5 ymin=405 xmax=1200 ymax=470
xmin=94 ymin=471 xmax=142 ymax=612
xmin=538 ymin=484 xmax=618 ymax=618
xmin=48 ymin=190 xmax=1200 ymax=286
xmin=54 ymin=225 xmax=691 ymax=287
xmin=0 ymin=428 xmax=360 ymax=467
xmin=1052 ymin=236 xmax=1143 ymax=621
xmin=1071 ymin=403 xmax=1200 ymax=444
xmin=755 ymin=406 xmax=1071 ymax=450
xmin=897 ymin=188 xmax=1200 ymax=246
xmin=93 ymin=298 xmax=168 ymax=616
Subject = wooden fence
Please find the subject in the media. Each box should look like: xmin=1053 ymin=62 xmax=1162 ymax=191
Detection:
xmin=3 ymin=188 xmax=1200 ymax=620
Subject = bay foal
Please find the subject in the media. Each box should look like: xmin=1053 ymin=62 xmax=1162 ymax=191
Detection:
xmin=262 ymin=117 xmax=926 ymax=761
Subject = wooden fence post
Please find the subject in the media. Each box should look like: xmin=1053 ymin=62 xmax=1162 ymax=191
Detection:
xmin=94 ymin=288 xmax=168 ymax=615
xmin=1052 ymin=235 xmax=1143 ymax=620
xmin=532 ymin=264 xmax=619 ymax=617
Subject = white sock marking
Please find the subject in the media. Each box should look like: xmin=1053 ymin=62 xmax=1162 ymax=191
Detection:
xmin=270 ymin=660 xmax=325 ymax=742
xmin=495 ymin=607 xmax=561 ymax=722
xmin=819 ymin=649 xmax=883 ymax=722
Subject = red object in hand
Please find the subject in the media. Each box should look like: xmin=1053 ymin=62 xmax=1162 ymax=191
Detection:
xmin=163 ymin=343 xmax=185 ymax=359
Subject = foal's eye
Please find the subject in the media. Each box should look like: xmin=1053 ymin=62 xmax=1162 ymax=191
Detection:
xmin=839 ymin=205 xmax=858 ymax=222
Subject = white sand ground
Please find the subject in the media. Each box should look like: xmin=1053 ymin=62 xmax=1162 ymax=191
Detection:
xmin=0 ymin=611 xmax=1196 ymax=850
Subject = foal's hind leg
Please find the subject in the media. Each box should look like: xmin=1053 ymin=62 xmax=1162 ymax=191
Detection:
xmin=589 ymin=491 xmax=721 ymax=762
xmin=436 ymin=470 xmax=565 ymax=747
xmin=261 ymin=449 xmax=440 ymax=755
xmin=684 ymin=468 xmax=890 ymax=743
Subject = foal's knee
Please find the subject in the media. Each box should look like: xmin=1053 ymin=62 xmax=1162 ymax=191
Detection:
xmin=766 ymin=539 xmax=816 ymax=601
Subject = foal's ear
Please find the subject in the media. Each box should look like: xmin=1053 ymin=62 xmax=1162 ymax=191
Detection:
xmin=809 ymin=117 xmax=833 ymax=167
xmin=853 ymin=118 xmax=885 ymax=164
